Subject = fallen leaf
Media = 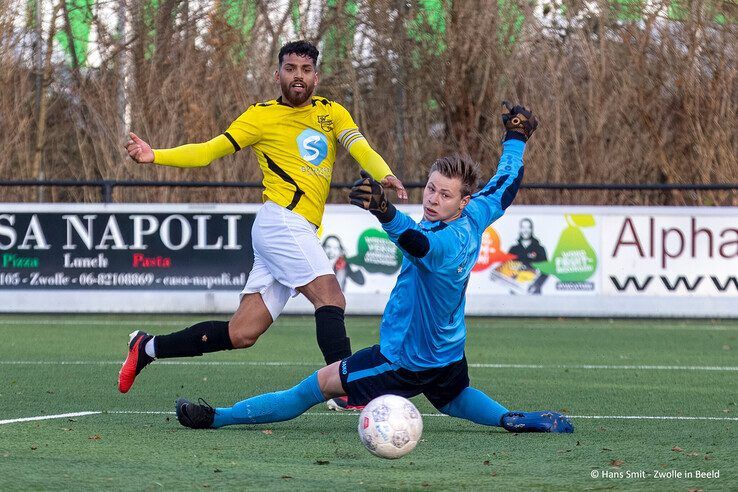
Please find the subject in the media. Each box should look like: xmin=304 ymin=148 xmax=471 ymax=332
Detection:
xmin=722 ymin=345 xmax=731 ymax=351
xmin=601 ymin=448 xmax=612 ymax=451
xmin=421 ymin=482 xmax=431 ymax=487
xmin=576 ymin=441 xmax=581 ymax=446
xmin=491 ymin=471 xmax=498 ymax=477
xmin=315 ymin=460 xmax=329 ymax=465
xmin=88 ymin=434 xmax=102 ymax=440
xmin=30 ymin=446 xmax=37 ymax=451
xmin=688 ymin=489 xmax=704 ymax=492
xmin=610 ymin=459 xmax=625 ymax=467
xmin=704 ymin=455 xmax=713 ymax=460
xmin=213 ymin=469 xmax=221 ymax=473
xmin=262 ymin=430 xmax=273 ymax=435
xmin=281 ymin=476 xmax=293 ymax=479
xmin=483 ymin=460 xmax=490 ymax=466
xmin=672 ymin=447 xmax=683 ymax=452
xmin=687 ymin=452 xmax=700 ymax=457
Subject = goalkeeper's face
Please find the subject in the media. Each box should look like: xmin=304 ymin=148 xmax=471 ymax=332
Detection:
xmin=423 ymin=172 xmax=470 ymax=223
xmin=276 ymin=53 xmax=318 ymax=107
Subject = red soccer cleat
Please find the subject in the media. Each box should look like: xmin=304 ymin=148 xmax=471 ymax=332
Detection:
xmin=326 ymin=396 xmax=365 ymax=412
xmin=118 ymin=330 xmax=154 ymax=393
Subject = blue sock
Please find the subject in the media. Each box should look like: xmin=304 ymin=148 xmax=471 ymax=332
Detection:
xmin=213 ymin=371 xmax=325 ymax=428
xmin=439 ymin=387 xmax=509 ymax=426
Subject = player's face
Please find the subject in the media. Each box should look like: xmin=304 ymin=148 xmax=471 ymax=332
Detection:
xmin=423 ymin=171 xmax=470 ymax=223
xmin=276 ymin=53 xmax=318 ymax=107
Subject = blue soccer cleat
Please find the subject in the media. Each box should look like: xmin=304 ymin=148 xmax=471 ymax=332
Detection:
xmin=501 ymin=411 xmax=574 ymax=433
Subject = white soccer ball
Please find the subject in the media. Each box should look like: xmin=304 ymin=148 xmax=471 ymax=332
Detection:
xmin=358 ymin=394 xmax=423 ymax=459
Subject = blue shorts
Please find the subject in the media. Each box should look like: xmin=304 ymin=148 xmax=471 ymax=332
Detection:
xmin=338 ymin=345 xmax=470 ymax=409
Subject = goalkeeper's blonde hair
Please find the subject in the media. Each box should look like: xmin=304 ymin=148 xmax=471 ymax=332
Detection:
xmin=428 ymin=155 xmax=480 ymax=197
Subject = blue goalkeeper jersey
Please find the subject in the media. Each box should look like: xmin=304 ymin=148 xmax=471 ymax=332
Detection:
xmin=379 ymin=139 xmax=526 ymax=370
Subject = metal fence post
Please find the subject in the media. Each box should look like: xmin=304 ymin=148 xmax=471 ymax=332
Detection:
xmin=101 ymin=181 xmax=113 ymax=203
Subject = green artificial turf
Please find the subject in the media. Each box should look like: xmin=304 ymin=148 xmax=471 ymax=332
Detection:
xmin=0 ymin=315 xmax=736 ymax=490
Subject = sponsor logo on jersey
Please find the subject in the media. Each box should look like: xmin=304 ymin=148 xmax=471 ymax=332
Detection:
xmin=296 ymin=129 xmax=328 ymax=166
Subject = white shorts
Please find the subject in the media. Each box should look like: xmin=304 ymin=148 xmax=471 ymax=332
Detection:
xmin=241 ymin=201 xmax=334 ymax=320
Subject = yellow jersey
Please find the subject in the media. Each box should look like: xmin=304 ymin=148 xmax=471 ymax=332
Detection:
xmin=152 ymin=96 xmax=393 ymax=227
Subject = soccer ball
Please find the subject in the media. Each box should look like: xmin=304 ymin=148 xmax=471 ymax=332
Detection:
xmin=358 ymin=395 xmax=423 ymax=459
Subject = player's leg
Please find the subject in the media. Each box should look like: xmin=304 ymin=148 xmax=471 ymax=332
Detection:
xmin=438 ymin=387 xmax=510 ymax=426
xmin=150 ymin=289 xmax=277 ymax=356
xmin=298 ymin=274 xmax=360 ymax=410
xmin=176 ymin=360 xmax=347 ymax=429
xmin=426 ymin=357 xmax=573 ymax=433
xmin=117 ymin=318 xmax=237 ymax=394
xmin=422 ymin=356 xmax=508 ymax=425
xmin=297 ymin=274 xmax=351 ymax=364
xmin=118 ymin=256 xmax=285 ymax=393
xmin=251 ymin=202 xmax=351 ymax=365
xmin=439 ymin=388 xmax=573 ymax=432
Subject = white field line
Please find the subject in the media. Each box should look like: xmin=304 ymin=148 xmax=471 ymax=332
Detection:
xmin=1 ymin=360 xmax=737 ymax=371
xmin=0 ymin=411 xmax=101 ymax=425
xmin=0 ymin=318 xmax=737 ymax=331
xmin=2 ymin=410 xmax=738 ymax=426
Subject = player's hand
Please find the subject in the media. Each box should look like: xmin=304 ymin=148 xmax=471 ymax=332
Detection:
xmin=381 ymin=175 xmax=408 ymax=201
xmin=349 ymin=170 xmax=390 ymax=215
xmin=125 ymin=132 xmax=155 ymax=163
xmin=501 ymin=102 xmax=538 ymax=141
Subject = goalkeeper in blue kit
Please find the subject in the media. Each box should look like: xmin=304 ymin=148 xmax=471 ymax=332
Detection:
xmin=174 ymin=103 xmax=573 ymax=434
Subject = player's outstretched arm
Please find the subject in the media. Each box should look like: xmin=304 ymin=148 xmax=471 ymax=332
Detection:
xmin=125 ymin=132 xmax=237 ymax=168
xmin=465 ymin=102 xmax=538 ymax=230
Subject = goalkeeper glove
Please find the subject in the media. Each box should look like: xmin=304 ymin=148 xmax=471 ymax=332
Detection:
xmin=501 ymin=101 xmax=538 ymax=142
xmin=349 ymin=170 xmax=396 ymax=223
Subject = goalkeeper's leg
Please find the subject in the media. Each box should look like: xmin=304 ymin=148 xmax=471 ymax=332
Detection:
xmin=439 ymin=387 xmax=574 ymax=433
xmin=438 ymin=387 xmax=510 ymax=426
xmin=177 ymin=362 xmax=345 ymax=429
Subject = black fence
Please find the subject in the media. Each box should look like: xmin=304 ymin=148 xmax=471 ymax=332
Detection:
xmin=1 ymin=179 xmax=737 ymax=204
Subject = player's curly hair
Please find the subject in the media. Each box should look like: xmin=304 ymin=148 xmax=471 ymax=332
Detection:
xmin=278 ymin=40 xmax=319 ymax=67
xmin=428 ymin=154 xmax=481 ymax=197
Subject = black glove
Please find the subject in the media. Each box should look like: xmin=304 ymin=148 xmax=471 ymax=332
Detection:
xmin=501 ymin=101 xmax=538 ymax=142
xmin=349 ymin=170 xmax=396 ymax=223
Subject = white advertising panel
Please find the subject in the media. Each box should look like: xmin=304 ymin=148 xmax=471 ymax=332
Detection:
xmin=0 ymin=203 xmax=735 ymax=316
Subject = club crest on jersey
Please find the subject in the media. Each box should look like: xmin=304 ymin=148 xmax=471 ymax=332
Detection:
xmin=317 ymin=115 xmax=334 ymax=132
xmin=297 ymin=129 xmax=328 ymax=166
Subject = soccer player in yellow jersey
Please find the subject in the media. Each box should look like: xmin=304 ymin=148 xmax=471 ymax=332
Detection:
xmin=119 ymin=41 xmax=407 ymax=410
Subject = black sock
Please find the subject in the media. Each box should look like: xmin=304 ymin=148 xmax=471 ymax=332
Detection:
xmin=315 ymin=305 xmax=351 ymax=364
xmin=154 ymin=320 xmax=233 ymax=359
